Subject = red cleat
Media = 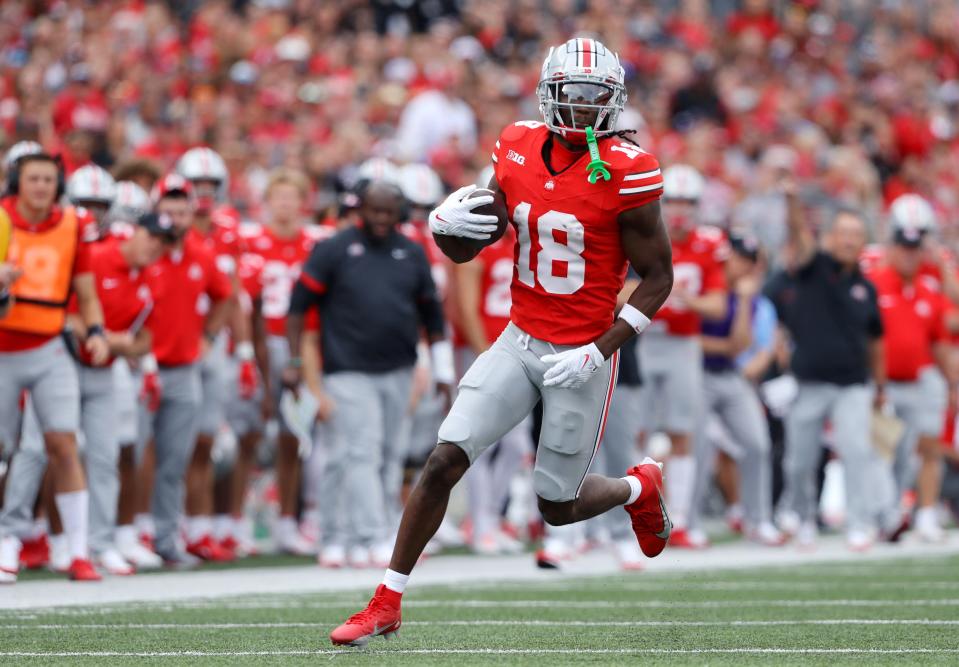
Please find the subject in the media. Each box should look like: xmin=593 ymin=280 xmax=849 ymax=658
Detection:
xmin=186 ymin=535 xmax=236 ymax=562
xmin=20 ymin=535 xmax=50 ymax=570
xmin=624 ymin=457 xmax=672 ymax=558
xmin=330 ymin=585 xmax=402 ymax=647
xmin=68 ymin=558 xmax=102 ymax=582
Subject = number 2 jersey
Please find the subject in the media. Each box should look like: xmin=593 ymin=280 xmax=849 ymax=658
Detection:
xmin=239 ymin=223 xmax=332 ymax=336
xmin=491 ymin=121 xmax=663 ymax=345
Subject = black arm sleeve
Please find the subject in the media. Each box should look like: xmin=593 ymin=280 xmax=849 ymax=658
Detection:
xmin=289 ymin=280 xmax=317 ymax=316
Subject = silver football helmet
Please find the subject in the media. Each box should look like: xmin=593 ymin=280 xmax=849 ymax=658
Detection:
xmin=537 ymin=37 xmax=627 ymax=139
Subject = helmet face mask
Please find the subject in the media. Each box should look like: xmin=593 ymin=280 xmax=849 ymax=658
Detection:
xmin=537 ymin=38 xmax=627 ymax=141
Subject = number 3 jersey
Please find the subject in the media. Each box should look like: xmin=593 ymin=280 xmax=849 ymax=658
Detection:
xmin=491 ymin=121 xmax=663 ymax=345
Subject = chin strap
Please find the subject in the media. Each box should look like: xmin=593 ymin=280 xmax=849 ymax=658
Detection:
xmin=585 ymin=127 xmax=611 ymax=184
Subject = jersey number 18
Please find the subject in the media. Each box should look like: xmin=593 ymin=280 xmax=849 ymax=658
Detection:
xmin=513 ymin=201 xmax=586 ymax=295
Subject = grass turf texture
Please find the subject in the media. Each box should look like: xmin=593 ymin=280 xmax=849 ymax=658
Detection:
xmin=2 ymin=554 xmax=958 ymax=665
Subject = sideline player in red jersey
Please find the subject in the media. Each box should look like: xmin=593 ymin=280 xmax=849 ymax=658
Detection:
xmin=638 ymin=163 xmax=727 ymax=549
xmin=139 ymin=174 xmax=232 ymax=566
xmin=175 ymin=147 xmax=256 ymax=561
xmin=226 ymin=168 xmax=330 ymax=556
xmin=330 ymin=37 xmax=675 ymax=646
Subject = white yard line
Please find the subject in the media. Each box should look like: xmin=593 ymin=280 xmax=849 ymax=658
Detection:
xmin=1 ymin=648 xmax=958 ymax=657
xmin=2 ymin=534 xmax=957 ymax=610
xmin=3 ymin=619 xmax=959 ymax=630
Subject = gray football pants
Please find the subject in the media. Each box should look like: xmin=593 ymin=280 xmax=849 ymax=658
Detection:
xmin=319 ymin=367 xmax=413 ymax=548
xmin=780 ymin=382 xmax=879 ymax=533
xmin=139 ymin=365 xmax=201 ymax=555
xmin=691 ymin=371 xmax=772 ymax=530
xmin=0 ymin=366 xmax=120 ymax=554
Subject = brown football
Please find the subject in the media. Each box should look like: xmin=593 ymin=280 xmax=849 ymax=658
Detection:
xmin=433 ymin=187 xmax=510 ymax=262
xmin=462 ymin=187 xmax=510 ymax=250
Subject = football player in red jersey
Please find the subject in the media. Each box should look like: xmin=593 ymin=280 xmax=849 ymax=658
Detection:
xmin=330 ymin=38 xmax=675 ymax=647
xmin=175 ymin=147 xmax=256 ymax=561
xmin=225 ymin=168 xmax=331 ymax=556
xmin=638 ymin=164 xmax=728 ymax=549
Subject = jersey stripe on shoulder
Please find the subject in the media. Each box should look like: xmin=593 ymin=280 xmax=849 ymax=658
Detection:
xmin=623 ymin=169 xmax=661 ymax=182
xmin=619 ymin=182 xmax=664 ymax=195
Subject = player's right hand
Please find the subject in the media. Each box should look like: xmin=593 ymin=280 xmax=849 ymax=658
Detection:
xmin=141 ymin=371 xmax=162 ymax=412
xmin=428 ymin=184 xmax=499 ymax=240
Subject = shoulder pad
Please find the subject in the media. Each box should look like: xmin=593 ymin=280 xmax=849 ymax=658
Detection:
xmin=499 ymin=121 xmax=546 ymax=144
xmin=695 ymin=226 xmax=726 ymax=243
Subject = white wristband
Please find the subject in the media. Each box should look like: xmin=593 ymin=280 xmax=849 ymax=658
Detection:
xmin=618 ymin=304 xmax=651 ymax=334
xmin=430 ymin=340 xmax=456 ymax=385
xmin=142 ymin=353 xmax=158 ymax=374
xmin=236 ymin=341 xmax=255 ymax=361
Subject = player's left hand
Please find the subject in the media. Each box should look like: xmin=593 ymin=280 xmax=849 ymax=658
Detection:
xmin=238 ymin=359 xmax=258 ymax=400
xmin=540 ymin=343 xmax=604 ymax=389
xmin=85 ymin=333 xmax=110 ymax=366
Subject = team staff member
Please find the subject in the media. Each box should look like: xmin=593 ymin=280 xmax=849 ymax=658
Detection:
xmin=0 ymin=152 xmax=108 ymax=583
xmin=141 ymin=175 xmax=232 ymax=565
xmin=638 ymin=164 xmax=727 ymax=548
xmin=766 ymin=184 xmax=886 ymax=551
xmin=285 ymin=181 xmax=451 ymax=569
xmin=867 ymin=217 xmax=957 ymax=542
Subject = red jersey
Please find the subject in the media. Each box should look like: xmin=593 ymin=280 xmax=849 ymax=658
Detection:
xmin=653 ymin=226 xmax=727 ymax=336
xmin=74 ymin=237 xmax=154 ymax=366
xmin=478 ymin=227 xmax=517 ymax=344
xmin=868 ymin=265 xmax=947 ymax=381
xmin=145 ymin=234 xmax=232 ymax=366
xmin=240 ymin=223 xmax=331 ymax=336
xmin=188 ymin=214 xmax=242 ymax=278
xmin=0 ymin=201 xmax=98 ymax=352
xmin=492 ymin=121 xmax=663 ymax=345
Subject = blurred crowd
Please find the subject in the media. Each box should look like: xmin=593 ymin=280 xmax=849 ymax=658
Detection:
xmin=1 ymin=0 xmax=959 ymax=581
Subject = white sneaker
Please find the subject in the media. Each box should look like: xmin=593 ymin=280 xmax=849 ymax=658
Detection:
xmin=915 ymin=507 xmax=945 ymax=543
xmin=277 ymin=531 xmax=316 ymax=557
xmin=777 ymin=509 xmax=801 ymax=536
xmin=496 ymin=530 xmax=524 ymax=555
xmin=96 ymin=549 xmax=135 ymax=576
xmin=433 ymin=517 xmax=466 ymax=548
xmin=847 ymin=528 xmax=874 ymax=552
xmin=472 ymin=532 xmax=502 ymax=556
xmin=686 ymin=528 xmax=710 ymax=549
xmin=749 ymin=522 xmax=786 ymax=546
xmin=369 ymin=542 xmax=393 ymax=568
xmin=613 ymin=538 xmax=644 ymax=571
xmin=347 ymin=545 xmax=370 ymax=568
xmin=117 ymin=526 xmax=163 ymax=569
xmin=0 ymin=535 xmax=21 ymax=583
xmin=49 ymin=534 xmax=71 ymax=573
xmin=118 ymin=541 xmax=163 ymax=570
xmin=796 ymin=521 xmax=818 ymax=550
xmin=318 ymin=544 xmax=345 ymax=568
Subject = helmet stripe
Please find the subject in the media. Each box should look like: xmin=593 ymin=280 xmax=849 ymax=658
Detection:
xmin=582 ymin=38 xmax=592 ymax=68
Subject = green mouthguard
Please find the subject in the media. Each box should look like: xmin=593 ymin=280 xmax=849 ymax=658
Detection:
xmin=585 ymin=126 xmax=611 ymax=184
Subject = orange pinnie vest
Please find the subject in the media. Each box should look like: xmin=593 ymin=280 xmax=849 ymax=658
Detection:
xmin=1 ymin=206 xmax=79 ymax=335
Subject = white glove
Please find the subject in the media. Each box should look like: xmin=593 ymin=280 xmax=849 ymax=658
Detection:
xmin=540 ymin=343 xmax=605 ymax=389
xmin=428 ymin=184 xmax=499 ymax=240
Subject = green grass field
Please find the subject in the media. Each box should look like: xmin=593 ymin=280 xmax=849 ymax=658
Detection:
xmin=2 ymin=554 xmax=959 ymax=665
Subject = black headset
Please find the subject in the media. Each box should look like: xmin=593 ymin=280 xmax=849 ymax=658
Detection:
xmin=5 ymin=153 xmax=67 ymax=199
